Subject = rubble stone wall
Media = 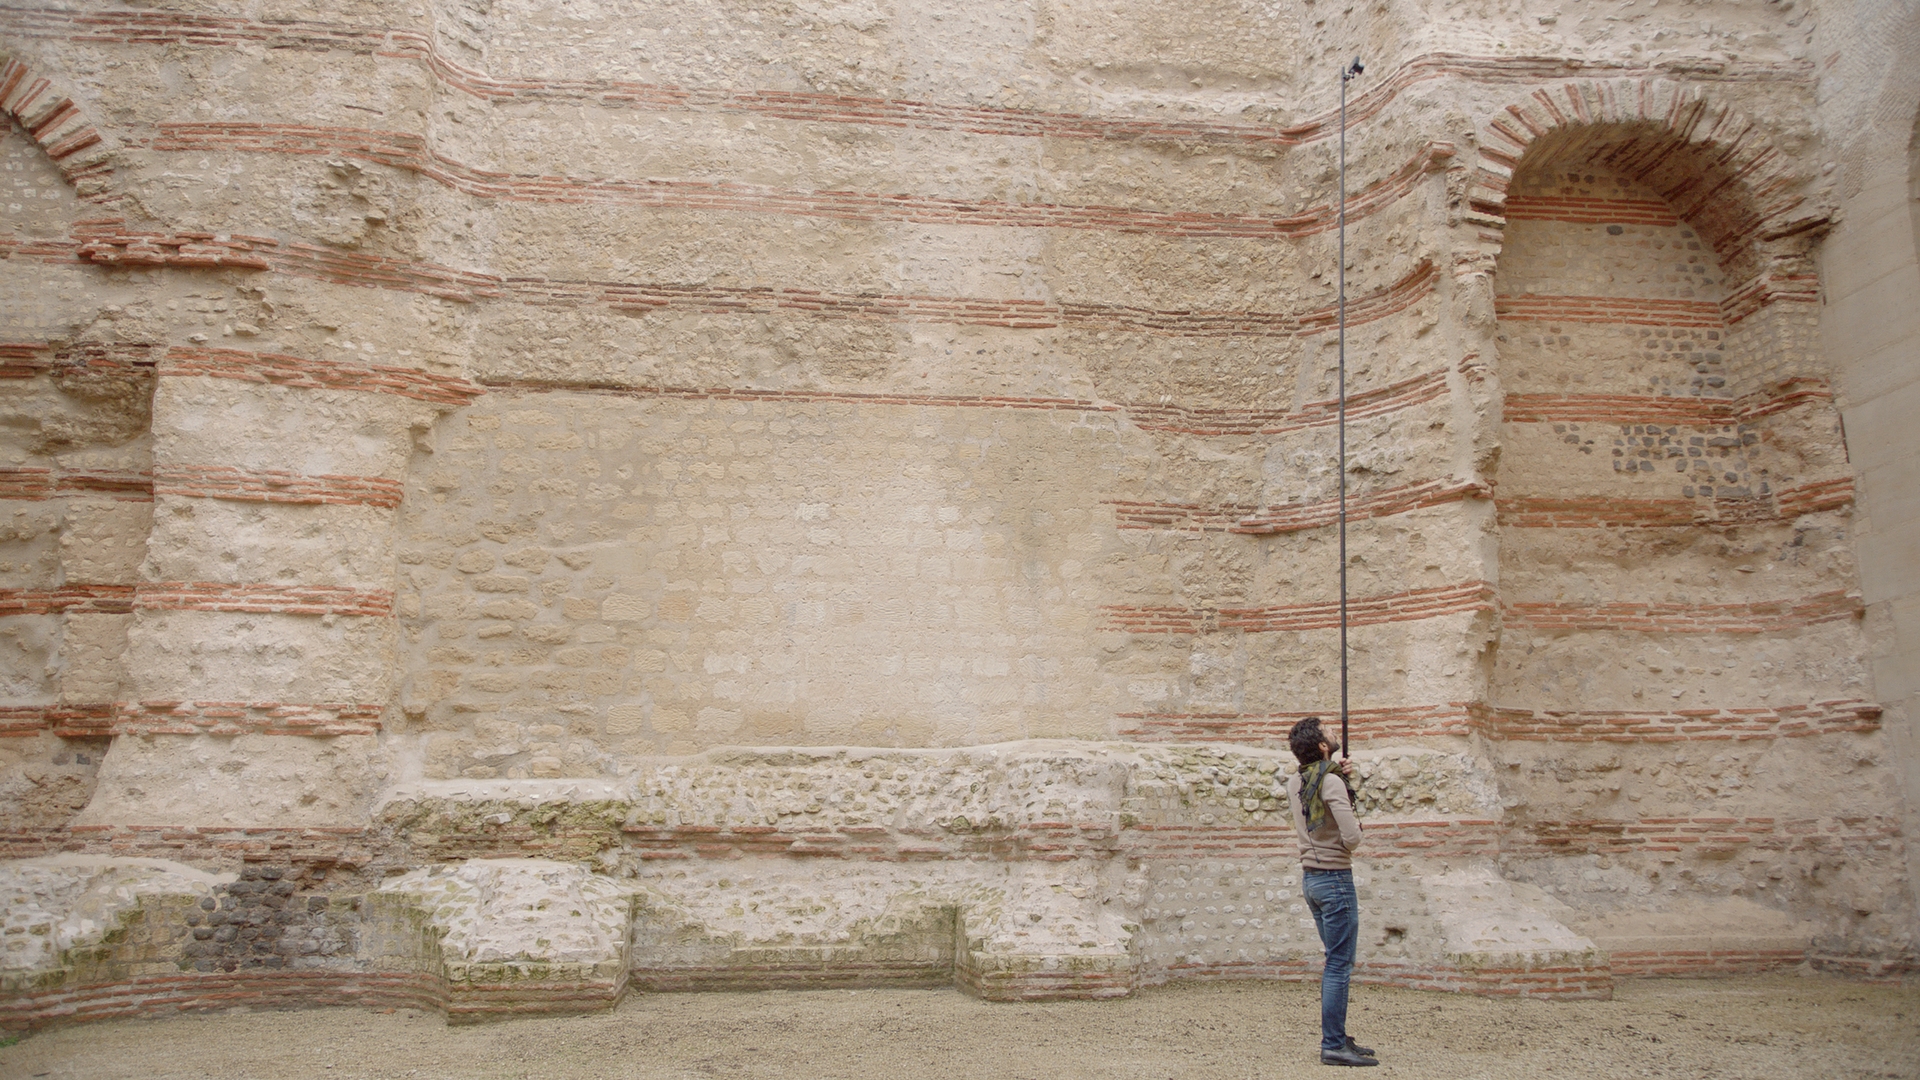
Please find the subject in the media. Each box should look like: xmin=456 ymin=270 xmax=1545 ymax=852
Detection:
xmin=0 ymin=0 xmax=1914 ymax=1030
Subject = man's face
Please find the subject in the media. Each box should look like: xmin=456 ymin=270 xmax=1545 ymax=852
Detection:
xmin=1319 ymin=739 xmax=1335 ymax=760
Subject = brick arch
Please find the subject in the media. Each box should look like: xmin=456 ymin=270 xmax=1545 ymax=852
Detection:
xmin=0 ymin=54 xmax=117 ymax=205
xmin=1467 ymin=78 xmax=1829 ymax=305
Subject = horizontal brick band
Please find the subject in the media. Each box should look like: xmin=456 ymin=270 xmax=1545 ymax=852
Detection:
xmin=1503 ymin=376 xmax=1831 ymax=426
xmin=143 ymin=122 xmax=1454 ymax=241
xmin=1109 ymin=586 xmax=1860 ymax=637
xmin=1121 ymin=819 xmax=1504 ymax=862
xmin=154 ymin=466 xmax=404 ymax=509
xmin=0 ymin=340 xmax=161 ymax=379
xmin=113 ymin=701 xmax=384 ymax=737
xmin=487 ymin=366 xmax=1451 ymax=439
xmin=1506 ymin=814 xmax=1904 ymax=858
xmin=160 ymin=346 xmax=483 ymax=406
xmin=0 ymin=466 xmax=153 ymax=501
xmin=1493 ymin=293 xmax=1725 ymax=327
xmin=1606 ymin=949 xmax=1805 ymax=978
xmin=1720 ymin=269 xmax=1819 ymax=325
xmin=0 ymin=585 xmax=135 ymax=616
xmin=60 ymin=228 xmax=496 ymax=303
xmin=0 ymin=582 xmax=390 ymax=619
xmin=0 ymin=703 xmax=115 ymax=738
xmin=1502 ymin=194 xmax=1681 ymax=226
xmin=0 ymin=6 xmax=1809 ymax=152
xmin=134 ymin=583 xmax=394 ymax=617
xmin=44 ymin=227 xmax=1439 ymax=343
xmin=1113 ymin=369 xmax=1450 ymax=437
xmin=72 ymin=232 xmax=270 ymax=270
xmin=1146 ymin=957 xmax=1612 ymax=999
xmin=4 ymin=811 xmax=1898 ymax=870
xmin=632 ymin=961 xmax=949 ymax=995
xmin=1773 ymin=477 xmax=1854 ymax=517
xmin=1497 ymin=478 xmax=1853 ymax=528
xmin=0 ymin=701 xmax=385 ymax=737
xmin=1503 ymin=588 xmax=1861 ymax=634
xmin=1119 ymin=703 xmax=1478 ymax=743
xmin=0 ymin=970 xmax=445 ymax=1034
xmin=1231 ymin=478 xmax=1489 ymax=534
xmin=1477 ymin=700 xmax=1882 ymax=741
xmin=1111 ymin=478 xmax=1485 ymax=535
xmin=596 ymin=258 xmax=1436 ymax=338
xmin=1104 ymin=582 xmax=1496 ymax=635
xmin=1118 ymin=698 xmax=1881 ymax=744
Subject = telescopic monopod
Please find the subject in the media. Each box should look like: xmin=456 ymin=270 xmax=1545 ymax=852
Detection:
xmin=1336 ymin=57 xmax=1363 ymax=759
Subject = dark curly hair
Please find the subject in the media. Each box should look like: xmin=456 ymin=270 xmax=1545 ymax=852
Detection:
xmin=1287 ymin=716 xmax=1328 ymax=766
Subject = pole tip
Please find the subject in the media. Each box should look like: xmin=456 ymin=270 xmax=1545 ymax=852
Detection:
xmin=1345 ymin=58 xmax=1365 ymax=79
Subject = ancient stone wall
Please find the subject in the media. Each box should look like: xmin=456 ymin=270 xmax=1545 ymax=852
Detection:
xmin=0 ymin=0 xmax=1913 ymax=1030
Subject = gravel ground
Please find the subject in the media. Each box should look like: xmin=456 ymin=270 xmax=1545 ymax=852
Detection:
xmin=2 ymin=974 xmax=1915 ymax=1080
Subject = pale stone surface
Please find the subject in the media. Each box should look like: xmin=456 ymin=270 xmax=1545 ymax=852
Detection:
xmin=0 ymin=0 xmax=1914 ymax=1008
xmin=380 ymin=859 xmax=633 ymax=969
xmin=1420 ymin=864 xmax=1597 ymax=959
xmin=0 ymin=855 xmax=229 ymax=975
xmin=73 ymin=735 xmax=385 ymax=828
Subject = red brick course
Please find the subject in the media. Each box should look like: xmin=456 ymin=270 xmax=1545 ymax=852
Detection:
xmin=112 ymin=701 xmax=384 ymax=737
xmin=580 ymin=255 xmax=1434 ymax=337
xmin=1119 ymin=702 xmax=1480 ymax=743
xmin=1111 ymin=477 xmax=1488 ymax=535
xmin=154 ymin=466 xmax=403 ymax=509
xmin=1505 ymin=814 xmax=1904 ymax=858
xmin=1118 ymin=699 xmax=1880 ymax=744
xmin=1103 ymin=582 xmax=1497 ymax=635
xmin=0 ymin=584 xmax=136 ymax=616
xmin=133 ymin=582 xmax=394 ymax=617
xmin=1497 ymin=477 xmax=1853 ymax=528
xmin=0 ymin=702 xmax=385 ymax=738
xmin=0 ymin=703 xmax=116 ymax=738
xmin=1229 ymin=478 xmax=1488 ymax=534
xmin=1148 ymin=957 xmax=1614 ymax=999
xmin=1503 ymin=193 xmax=1680 ymax=226
xmin=1608 ymin=949 xmax=1809 ymax=977
xmin=0 ymin=971 xmax=446 ymax=1033
xmin=0 ymin=467 xmax=154 ymax=501
xmin=160 ymin=346 xmax=482 ymax=406
xmin=1494 ymin=293 xmax=1725 ymax=328
xmin=139 ymin=122 xmax=1452 ymax=240
xmin=30 ymin=226 xmax=1440 ymax=340
xmin=1503 ymin=375 xmax=1831 ymax=426
xmin=487 ymin=365 xmax=1451 ymax=438
xmin=0 ymin=340 xmax=161 ymax=379
xmin=1502 ymin=589 xmax=1860 ymax=634
xmin=0 ymin=6 xmax=1810 ymax=151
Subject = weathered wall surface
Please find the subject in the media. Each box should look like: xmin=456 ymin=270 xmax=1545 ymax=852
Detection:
xmin=1809 ymin=0 xmax=1920 ymax=940
xmin=0 ymin=0 xmax=1913 ymax=1028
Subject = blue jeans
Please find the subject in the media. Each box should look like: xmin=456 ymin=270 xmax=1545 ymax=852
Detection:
xmin=1302 ymin=868 xmax=1358 ymax=1052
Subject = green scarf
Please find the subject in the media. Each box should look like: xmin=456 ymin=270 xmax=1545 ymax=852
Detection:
xmin=1297 ymin=760 xmax=1359 ymax=831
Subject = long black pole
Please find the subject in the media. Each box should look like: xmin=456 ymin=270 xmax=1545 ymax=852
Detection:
xmin=1337 ymin=59 xmax=1361 ymax=759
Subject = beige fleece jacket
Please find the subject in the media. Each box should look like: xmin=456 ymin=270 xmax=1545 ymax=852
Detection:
xmin=1286 ymin=767 xmax=1363 ymax=870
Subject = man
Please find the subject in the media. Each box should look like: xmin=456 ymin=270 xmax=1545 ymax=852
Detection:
xmin=1286 ymin=716 xmax=1377 ymax=1066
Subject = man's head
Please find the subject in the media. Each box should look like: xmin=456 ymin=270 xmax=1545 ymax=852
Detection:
xmin=1288 ymin=716 xmax=1332 ymax=766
